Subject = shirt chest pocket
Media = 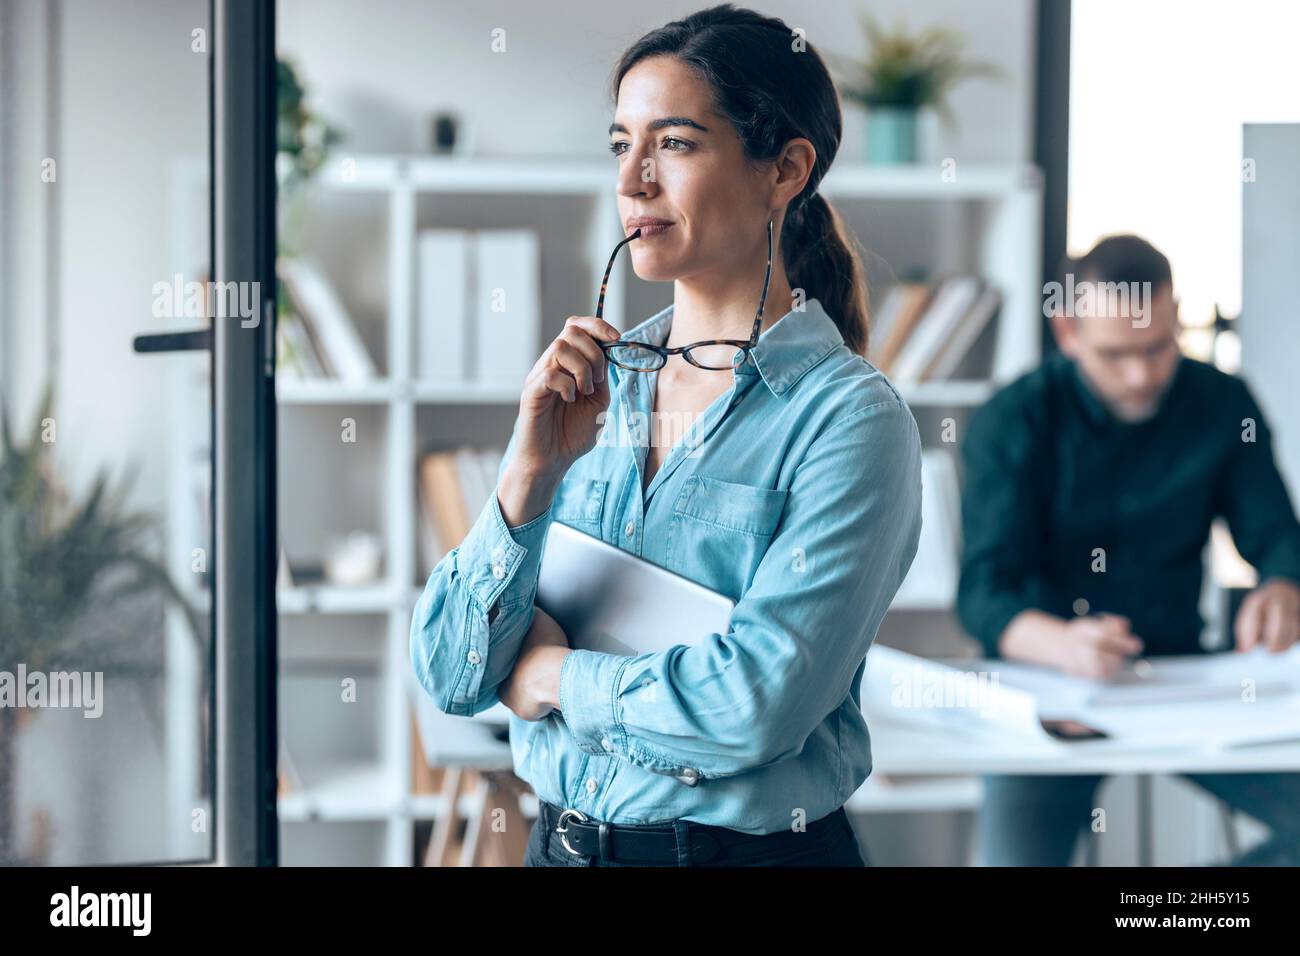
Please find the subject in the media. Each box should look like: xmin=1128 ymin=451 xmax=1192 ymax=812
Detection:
xmin=666 ymin=475 xmax=789 ymax=601
xmin=550 ymin=477 xmax=608 ymax=535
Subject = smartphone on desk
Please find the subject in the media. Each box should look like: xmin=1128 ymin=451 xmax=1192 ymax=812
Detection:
xmin=1040 ymin=718 xmax=1110 ymax=741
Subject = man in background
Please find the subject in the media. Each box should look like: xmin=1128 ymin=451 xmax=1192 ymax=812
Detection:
xmin=957 ymin=233 xmax=1300 ymax=865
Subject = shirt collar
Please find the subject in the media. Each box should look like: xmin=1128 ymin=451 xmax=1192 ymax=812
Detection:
xmin=614 ymin=297 xmax=843 ymax=397
xmin=1058 ymin=350 xmax=1185 ymax=428
xmin=1057 ymin=351 xmax=1111 ymax=427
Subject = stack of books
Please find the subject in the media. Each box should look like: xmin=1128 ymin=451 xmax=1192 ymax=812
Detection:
xmin=868 ymin=276 xmax=1002 ymax=384
xmin=417 ymin=445 xmax=507 ymax=576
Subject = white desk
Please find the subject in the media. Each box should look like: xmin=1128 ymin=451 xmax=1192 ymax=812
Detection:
xmin=475 ymin=700 xmax=1300 ymax=774
xmin=865 ymin=711 xmax=1300 ymax=865
xmin=463 ymin=699 xmax=1300 ymax=863
xmin=865 ymin=712 xmax=1300 ymax=775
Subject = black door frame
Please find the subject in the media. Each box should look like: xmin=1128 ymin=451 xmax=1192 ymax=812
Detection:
xmin=213 ymin=0 xmax=278 ymax=867
xmin=1034 ymin=0 xmax=1071 ymax=354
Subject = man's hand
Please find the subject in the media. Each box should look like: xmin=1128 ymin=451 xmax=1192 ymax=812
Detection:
xmin=1235 ymin=578 xmax=1300 ymax=653
xmin=499 ymin=606 xmax=572 ymax=721
xmin=1000 ymin=609 xmax=1143 ymax=680
xmin=1055 ymin=613 xmax=1144 ymax=679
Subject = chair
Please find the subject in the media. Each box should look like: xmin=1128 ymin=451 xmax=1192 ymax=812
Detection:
xmin=409 ymin=671 xmax=531 ymax=866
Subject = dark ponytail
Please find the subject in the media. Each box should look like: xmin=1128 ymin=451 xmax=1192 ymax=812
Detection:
xmin=783 ymin=192 xmax=871 ymax=355
xmin=611 ymin=3 xmax=871 ymax=355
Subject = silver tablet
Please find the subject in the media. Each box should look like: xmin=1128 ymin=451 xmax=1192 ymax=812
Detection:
xmin=536 ymin=520 xmax=735 ymax=656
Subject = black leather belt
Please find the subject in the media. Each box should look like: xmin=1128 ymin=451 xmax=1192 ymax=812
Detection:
xmin=538 ymin=800 xmax=843 ymax=865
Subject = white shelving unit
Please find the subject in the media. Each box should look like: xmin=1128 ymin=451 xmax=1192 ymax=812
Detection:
xmin=169 ymin=154 xmax=1042 ymax=864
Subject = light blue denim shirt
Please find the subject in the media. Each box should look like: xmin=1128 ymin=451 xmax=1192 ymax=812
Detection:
xmin=410 ymin=297 xmax=922 ymax=835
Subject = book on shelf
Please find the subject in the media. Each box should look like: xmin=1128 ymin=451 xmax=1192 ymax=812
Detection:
xmin=278 ymin=257 xmax=378 ymax=383
xmin=869 ymin=276 xmax=1002 ymax=384
xmin=416 ymin=228 xmax=540 ymax=387
xmin=473 ymin=230 xmax=539 ymax=386
xmin=276 ymin=543 xmax=293 ymax=591
xmin=893 ymin=448 xmax=962 ymax=608
xmin=277 ymin=739 xmax=304 ymax=796
xmin=417 ymin=445 xmax=506 ymax=576
xmin=890 ymin=277 xmax=983 ymax=383
xmin=921 ymin=284 xmax=1001 ymax=382
xmin=417 ymin=230 xmax=470 ymax=384
xmin=275 ymin=540 xmax=328 ymax=592
xmin=871 ymin=281 xmax=934 ymax=374
xmin=276 ymin=312 xmax=326 ymax=379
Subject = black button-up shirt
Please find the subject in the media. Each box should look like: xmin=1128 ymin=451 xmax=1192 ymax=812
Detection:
xmin=956 ymin=351 xmax=1300 ymax=657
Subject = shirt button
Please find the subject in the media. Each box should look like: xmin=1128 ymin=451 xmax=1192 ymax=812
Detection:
xmin=600 ymin=737 xmax=614 ymax=752
xmin=586 ymin=778 xmax=598 ymax=795
xmin=624 ymin=520 xmax=636 ymax=539
xmin=675 ymin=768 xmax=700 ymax=786
xmin=491 ymin=562 xmax=506 ymax=580
xmin=466 ymin=650 xmax=481 ymax=665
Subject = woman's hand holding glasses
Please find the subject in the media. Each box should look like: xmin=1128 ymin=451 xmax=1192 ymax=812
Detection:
xmin=497 ymin=314 xmax=621 ymax=527
xmin=496 ymin=219 xmax=771 ymax=529
xmin=525 ymin=314 xmax=621 ymax=464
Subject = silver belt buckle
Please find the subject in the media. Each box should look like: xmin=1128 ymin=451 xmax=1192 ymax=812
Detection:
xmin=554 ymin=807 xmax=588 ymax=855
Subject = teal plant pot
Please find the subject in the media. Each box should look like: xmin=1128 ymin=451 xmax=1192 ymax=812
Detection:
xmin=866 ymin=106 xmax=919 ymax=164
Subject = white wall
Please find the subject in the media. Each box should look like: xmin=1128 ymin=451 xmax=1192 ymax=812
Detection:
xmin=56 ymin=0 xmax=208 ymax=511
xmin=2 ymin=0 xmax=55 ymax=430
xmin=3 ymin=0 xmax=210 ymax=509
xmin=1242 ymin=123 xmax=1300 ymax=499
xmin=277 ymin=0 xmax=1036 ymax=165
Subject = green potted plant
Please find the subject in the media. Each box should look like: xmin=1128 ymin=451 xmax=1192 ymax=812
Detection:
xmin=275 ymin=58 xmax=344 ymax=375
xmin=277 ymin=58 xmax=343 ymax=252
xmin=0 ymin=382 xmax=201 ymax=864
xmin=831 ymin=11 xmax=1003 ymax=164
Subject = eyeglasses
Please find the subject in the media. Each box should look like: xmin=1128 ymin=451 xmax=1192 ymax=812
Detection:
xmin=594 ymin=218 xmax=774 ymax=372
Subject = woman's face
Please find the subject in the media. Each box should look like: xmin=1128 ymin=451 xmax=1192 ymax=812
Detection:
xmin=609 ymin=56 xmax=772 ymax=283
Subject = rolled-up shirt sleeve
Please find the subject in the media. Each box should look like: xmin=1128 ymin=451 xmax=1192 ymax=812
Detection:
xmin=558 ymin=399 xmax=923 ymax=781
xmin=409 ymin=429 xmax=555 ymax=716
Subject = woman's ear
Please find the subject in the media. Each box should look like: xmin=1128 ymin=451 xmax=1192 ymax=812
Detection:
xmin=772 ymin=137 xmax=816 ymax=209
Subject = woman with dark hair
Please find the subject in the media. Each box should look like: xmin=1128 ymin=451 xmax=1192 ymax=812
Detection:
xmin=411 ymin=4 xmax=922 ymax=867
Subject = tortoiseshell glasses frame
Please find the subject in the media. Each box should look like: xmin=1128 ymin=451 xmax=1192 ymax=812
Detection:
xmin=594 ymin=218 xmax=774 ymax=372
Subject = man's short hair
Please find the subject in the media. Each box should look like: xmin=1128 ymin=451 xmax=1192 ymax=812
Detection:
xmin=1059 ymin=233 xmax=1173 ymax=293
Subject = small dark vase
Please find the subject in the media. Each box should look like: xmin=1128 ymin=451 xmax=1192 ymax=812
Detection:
xmin=432 ymin=113 xmax=459 ymax=154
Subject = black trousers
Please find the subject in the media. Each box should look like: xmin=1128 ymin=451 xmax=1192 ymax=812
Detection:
xmin=523 ymin=803 xmax=868 ymax=867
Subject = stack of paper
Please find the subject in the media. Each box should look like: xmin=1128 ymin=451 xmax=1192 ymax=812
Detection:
xmin=937 ymin=647 xmax=1300 ymax=749
xmin=860 ymin=645 xmax=1300 ymax=750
